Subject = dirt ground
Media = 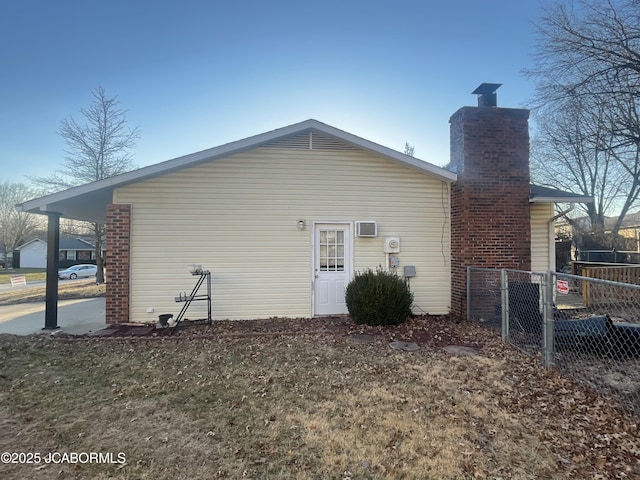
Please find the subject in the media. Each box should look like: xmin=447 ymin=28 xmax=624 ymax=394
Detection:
xmin=91 ymin=315 xmax=463 ymax=346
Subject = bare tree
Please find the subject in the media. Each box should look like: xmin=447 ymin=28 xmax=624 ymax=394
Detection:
xmin=403 ymin=142 xmax=415 ymax=157
xmin=0 ymin=181 xmax=42 ymax=268
xmin=31 ymin=86 xmax=141 ymax=282
xmin=60 ymin=218 xmax=94 ymax=237
xmin=528 ymin=0 xmax=640 ymax=105
xmin=527 ymin=0 xmax=640 ymax=244
xmin=531 ymin=95 xmax=629 ymax=233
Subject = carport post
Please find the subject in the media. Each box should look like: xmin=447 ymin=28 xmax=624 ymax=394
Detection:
xmin=43 ymin=212 xmax=61 ymax=331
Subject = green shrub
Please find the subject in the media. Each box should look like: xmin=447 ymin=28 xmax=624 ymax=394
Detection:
xmin=345 ymin=267 xmax=414 ymax=326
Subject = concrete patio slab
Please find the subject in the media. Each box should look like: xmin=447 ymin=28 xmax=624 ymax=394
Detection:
xmin=0 ymin=298 xmax=105 ymax=335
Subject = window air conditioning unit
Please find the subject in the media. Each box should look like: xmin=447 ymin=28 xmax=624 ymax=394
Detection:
xmin=384 ymin=236 xmax=401 ymax=253
xmin=355 ymin=221 xmax=377 ymax=237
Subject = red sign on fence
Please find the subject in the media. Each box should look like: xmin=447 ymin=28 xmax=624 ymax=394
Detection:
xmin=556 ymin=279 xmax=569 ymax=295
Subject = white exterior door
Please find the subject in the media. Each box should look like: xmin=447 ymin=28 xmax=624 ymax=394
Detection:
xmin=313 ymin=223 xmax=352 ymax=316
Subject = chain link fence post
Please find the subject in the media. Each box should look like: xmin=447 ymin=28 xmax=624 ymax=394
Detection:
xmin=466 ymin=266 xmax=471 ymax=321
xmin=542 ymin=270 xmax=555 ymax=368
xmin=501 ymin=269 xmax=509 ymax=343
xmin=468 ymin=267 xmax=640 ymax=413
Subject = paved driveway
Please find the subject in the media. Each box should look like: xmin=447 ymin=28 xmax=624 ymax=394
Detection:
xmin=0 ymin=297 xmax=106 ymax=335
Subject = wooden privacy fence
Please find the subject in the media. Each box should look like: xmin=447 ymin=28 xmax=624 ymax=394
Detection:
xmin=576 ymin=263 xmax=640 ymax=307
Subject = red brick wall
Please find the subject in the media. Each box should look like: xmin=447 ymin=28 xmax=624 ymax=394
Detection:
xmin=450 ymin=106 xmax=531 ymax=320
xmin=106 ymin=204 xmax=131 ymax=324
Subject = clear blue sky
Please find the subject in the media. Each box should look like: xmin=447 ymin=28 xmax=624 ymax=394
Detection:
xmin=1 ymin=0 xmax=547 ymax=183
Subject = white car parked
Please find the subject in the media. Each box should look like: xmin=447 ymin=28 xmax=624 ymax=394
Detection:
xmin=58 ymin=264 xmax=98 ymax=280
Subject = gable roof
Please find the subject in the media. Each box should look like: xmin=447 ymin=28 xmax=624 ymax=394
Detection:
xmin=604 ymin=211 xmax=640 ymax=230
xmin=18 ymin=119 xmax=457 ymax=223
xmin=530 ymin=185 xmax=594 ymax=204
xmin=16 ymin=236 xmax=103 ymax=251
xmin=60 ymin=236 xmax=95 ymax=250
xmin=15 ymin=238 xmax=45 ymax=250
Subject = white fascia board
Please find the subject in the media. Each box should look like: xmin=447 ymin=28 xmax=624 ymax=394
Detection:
xmin=530 ymin=196 xmax=594 ymax=204
xmin=15 ymin=238 xmax=44 ymax=249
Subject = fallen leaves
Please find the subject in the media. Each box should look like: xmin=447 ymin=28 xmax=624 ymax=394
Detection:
xmin=0 ymin=316 xmax=638 ymax=479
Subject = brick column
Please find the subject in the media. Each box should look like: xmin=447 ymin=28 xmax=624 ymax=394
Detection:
xmin=106 ymin=204 xmax=131 ymax=324
xmin=450 ymin=106 xmax=531 ymax=320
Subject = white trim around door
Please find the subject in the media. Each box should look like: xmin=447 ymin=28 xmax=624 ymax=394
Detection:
xmin=312 ymin=222 xmax=353 ymax=316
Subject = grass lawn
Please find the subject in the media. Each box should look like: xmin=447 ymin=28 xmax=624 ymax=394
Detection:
xmin=0 ymin=269 xmax=47 ymax=284
xmin=0 ymin=318 xmax=638 ymax=479
xmin=0 ymin=279 xmax=104 ymax=306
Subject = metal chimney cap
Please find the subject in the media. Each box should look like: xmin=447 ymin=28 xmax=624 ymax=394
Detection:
xmin=472 ymin=83 xmax=502 ymax=95
xmin=472 ymin=83 xmax=502 ymax=107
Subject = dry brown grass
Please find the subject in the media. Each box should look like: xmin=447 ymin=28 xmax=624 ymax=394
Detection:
xmin=0 ymin=319 xmax=638 ymax=479
xmin=0 ymin=280 xmax=104 ymax=306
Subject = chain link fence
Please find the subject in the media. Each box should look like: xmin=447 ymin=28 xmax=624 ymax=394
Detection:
xmin=468 ymin=267 xmax=640 ymax=414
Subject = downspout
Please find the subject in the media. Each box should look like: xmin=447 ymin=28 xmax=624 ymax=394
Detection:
xmin=549 ymin=204 xmax=575 ymax=272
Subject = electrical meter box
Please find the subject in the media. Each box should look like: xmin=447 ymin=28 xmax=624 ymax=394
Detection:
xmin=384 ymin=236 xmax=400 ymax=253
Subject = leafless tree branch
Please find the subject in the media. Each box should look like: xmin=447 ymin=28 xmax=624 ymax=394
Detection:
xmin=528 ymin=0 xmax=640 ymax=244
xmin=29 ymin=86 xmax=141 ymax=282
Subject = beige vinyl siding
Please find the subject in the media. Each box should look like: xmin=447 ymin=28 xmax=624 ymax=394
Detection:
xmin=114 ymin=147 xmax=451 ymax=322
xmin=531 ymin=203 xmax=554 ymax=272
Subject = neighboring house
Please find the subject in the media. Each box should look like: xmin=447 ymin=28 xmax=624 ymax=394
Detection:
xmin=16 ymin=236 xmax=105 ymax=268
xmin=19 ymin=89 xmax=592 ymax=325
xmin=606 ymin=211 xmax=640 ymax=248
xmin=555 ymin=211 xmax=640 ymax=242
xmin=15 ymin=239 xmax=46 ymax=268
xmin=555 ymin=211 xmax=640 ymax=262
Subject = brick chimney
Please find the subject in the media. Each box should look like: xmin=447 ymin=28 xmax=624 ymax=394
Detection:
xmin=450 ymin=84 xmax=531 ymax=320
